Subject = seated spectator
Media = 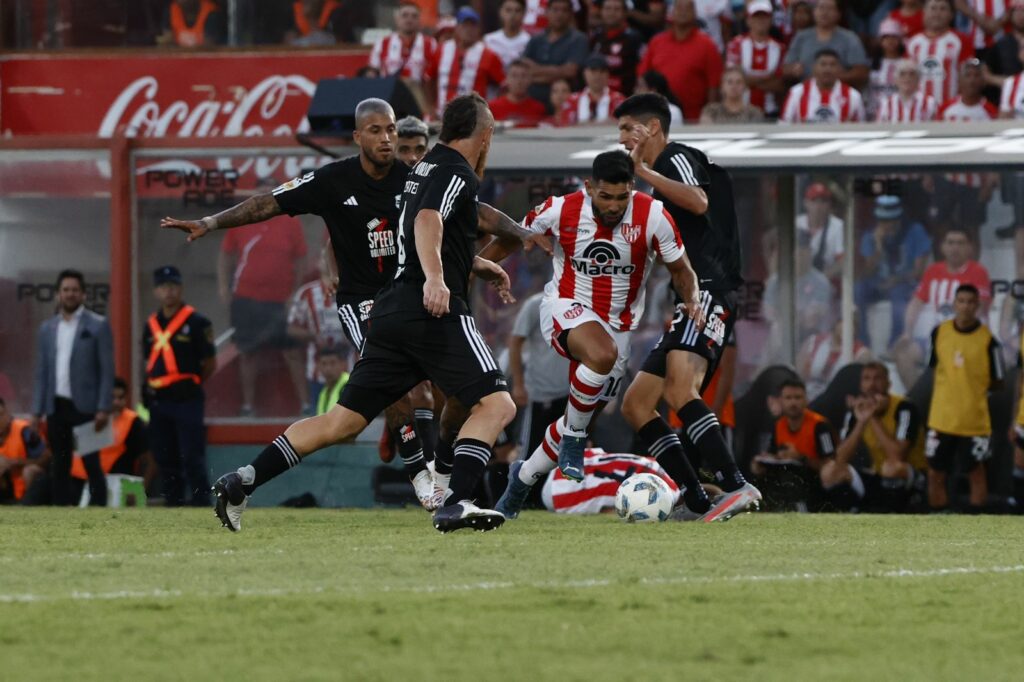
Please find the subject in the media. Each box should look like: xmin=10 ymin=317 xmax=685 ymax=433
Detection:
xmin=752 ymin=378 xmax=837 ymax=511
xmin=638 ymin=0 xmax=723 ymax=121
xmin=888 ymin=0 xmax=925 ymax=38
xmin=157 ymin=0 xmax=225 ymax=47
xmin=490 ymin=59 xmax=549 ymax=127
xmin=797 ymin=318 xmax=870 ymax=399
xmin=427 ymin=7 xmax=505 ymax=113
xmin=395 ymin=116 xmax=431 ymax=166
xmin=958 ymin=0 xmax=1008 ymax=57
xmin=287 ymin=278 xmax=346 ymax=410
xmin=542 ymin=77 xmax=574 ymax=125
xmin=855 ymin=195 xmax=932 ymax=348
xmin=780 ymin=48 xmax=866 ymax=123
xmin=0 ymin=396 xmax=49 ymax=504
xmin=783 ymin=0 xmax=870 ymax=88
xmin=984 ymin=0 xmax=1024 ymax=79
xmin=485 ymin=0 xmax=531 ymax=69
xmin=823 ymin=362 xmax=926 ymax=513
xmin=561 ymin=55 xmax=626 ymax=125
xmin=906 ymin=0 xmax=974 ymax=105
xmin=522 ymin=0 xmax=591 ymax=109
xmin=701 ymin=66 xmax=767 ymax=123
xmin=636 ymin=70 xmax=686 ymax=126
xmin=725 ymin=0 xmax=787 ymax=119
xmin=891 ymin=227 xmax=992 ymax=389
xmin=314 ymin=347 xmax=350 ymax=416
xmin=368 ymin=1 xmax=438 ymax=86
xmin=869 ymin=19 xmax=908 ymax=119
xmin=541 ymin=448 xmax=681 ymax=514
xmin=797 ymin=181 xmax=844 ymax=281
xmin=786 ymin=0 xmax=815 ymax=44
xmin=591 ymin=0 xmax=645 ymax=97
xmin=876 ymin=59 xmax=938 ymax=121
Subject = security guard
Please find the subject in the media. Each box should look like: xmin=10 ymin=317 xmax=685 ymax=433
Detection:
xmin=143 ymin=265 xmax=216 ymax=506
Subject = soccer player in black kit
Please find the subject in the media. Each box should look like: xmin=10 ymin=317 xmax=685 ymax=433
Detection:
xmin=614 ymin=94 xmax=763 ymax=522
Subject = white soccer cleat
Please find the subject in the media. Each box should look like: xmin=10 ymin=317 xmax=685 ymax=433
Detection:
xmin=701 ymin=483 xmax=762 ymax=522
xmin=412 ymin=469 xmax=437 ymax=511
xmin=213 ymin=472 xmax=250 ymax=532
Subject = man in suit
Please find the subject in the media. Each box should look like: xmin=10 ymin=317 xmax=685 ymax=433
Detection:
xmin=32 ymin=270 xmax=115 ymax=506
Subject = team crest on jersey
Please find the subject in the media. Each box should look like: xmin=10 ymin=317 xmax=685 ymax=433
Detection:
xmin=621 ymin=224 xmax=642 ymax=244
xmin=814 ymin=106 xmax=837 ymax=122
xmin=564 ymin=302 xmax=585 ymax=319
xmin=358 ymin=300 xmax=374 ymax=321
xmin=571 ymin=240 xmax=636 ymax=276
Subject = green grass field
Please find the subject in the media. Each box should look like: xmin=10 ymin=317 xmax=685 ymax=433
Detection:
xmin=2 ymin=509 xmax=1023 ymax=681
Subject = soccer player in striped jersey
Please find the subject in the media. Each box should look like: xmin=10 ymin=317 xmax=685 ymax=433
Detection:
xmin=493 ymin=150 xmax=705 ymax=518
xmin=542 ymin=448 xmax=680 ymax=514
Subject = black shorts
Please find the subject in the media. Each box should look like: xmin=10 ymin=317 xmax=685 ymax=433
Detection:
xmin=336 ymin=298 xmax=374 ymax=353
xmin=925 ymin=429 xmax=991 ymax=473
xmin=339 ymin=311 xmax=509 ymax=422
xmin=640 ymin=290 xmax=737 ymax=391
xmin=1015 ymin=424 xmax=1024 ymax=450
xmin=231 ymin=298 xmax=294 ymax=353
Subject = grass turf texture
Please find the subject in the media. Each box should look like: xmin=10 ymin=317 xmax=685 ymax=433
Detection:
xmin=2 ymin=510 xmax=1023 ymax=681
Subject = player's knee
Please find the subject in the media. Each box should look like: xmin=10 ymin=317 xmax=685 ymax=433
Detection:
xmin=662 ymin=382 xmax=700 ymax=412
xmin=587 ymin=342 xmax=618 ymax=375
xmin=480 ymin=391 xmax=517 ymax=428
xmin=819 ymin=461 xmax=849 ymax=488
xmin=620 ymin=392 xmax=651 ymax=429
xmin=879 ymin=459 xmax=907 ymax=479
xmin=408 ymin=381 xmax=433 ymax=408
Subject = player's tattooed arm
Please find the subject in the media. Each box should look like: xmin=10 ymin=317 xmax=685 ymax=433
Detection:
xmin=666 ymin=252 xmax=706 ymax=330
xmin=478 ymin=203 xmax=554 ymax=253
xmin=161 ymin=193 xmax=283 ymax=242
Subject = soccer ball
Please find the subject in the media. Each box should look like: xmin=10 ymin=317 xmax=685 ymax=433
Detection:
xmin=615 ymin=473 xmax=673 ymax=523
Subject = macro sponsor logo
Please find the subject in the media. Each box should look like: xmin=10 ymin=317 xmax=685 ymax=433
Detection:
xmin=570 ymin=241 xmax=636 ymax=276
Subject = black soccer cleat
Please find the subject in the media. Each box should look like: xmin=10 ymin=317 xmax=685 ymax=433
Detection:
xmin=212 ymin=471 xmax=249 ymax=532
xmin=432 ymin=501 xmax=506 ymax=533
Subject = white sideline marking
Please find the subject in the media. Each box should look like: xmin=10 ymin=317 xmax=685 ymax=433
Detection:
xmin=0 ymin=548 xmax=284 ymax=564
xmin=1 ymin=564 xmax=1022 ymax=604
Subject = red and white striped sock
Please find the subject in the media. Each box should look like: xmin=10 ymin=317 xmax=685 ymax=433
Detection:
xmin=565 ymin=363 xmax=609 ymax=433
xmin=519 ymin=419 xmax=565 ymax=483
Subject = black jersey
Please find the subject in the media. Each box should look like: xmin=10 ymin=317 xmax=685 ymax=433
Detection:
xmin=653 ymin=142 xmax=743 ymax=294
xmin=373 ymin=144 xmax=480 ymax=317
xmin=272 ymin=155 xmax=407 ymax=303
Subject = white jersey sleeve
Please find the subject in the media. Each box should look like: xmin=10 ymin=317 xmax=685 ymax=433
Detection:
xmin=369 ymin=36 xmax=384 ymax=70
xmin=849 ymin=89 xmax=866 ymax=122
xmin=651 ymin=204 xmax=685 ymax=264
xmin=522 ymin=194 xmax=564 ymax=236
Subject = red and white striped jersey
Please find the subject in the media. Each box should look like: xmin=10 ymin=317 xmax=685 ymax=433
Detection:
xmin=964 ymin=0 xmax=1007 ymax=49
xmin=780 ymin=79 xmax=865 ymax=123
xmin=541 ymin=449 xmax=680 ymax=514
xmin=562 ymin=87 xmax=626 ymax=125
xmin=867 ymin=57 xmax=900 ymax=118
xmin=906 ymin=30 xmax=974 ymax=105
xmin=525 ymin=190 xmax=684 ymax=331
xmin=939 ymin=96 xmax=997 ymax=186
xmin=875 ymin=91 xmax=938 ymax=122
xmin=368 ymin=32 xmax=438 ymax=82
xmin=287 ymin=280 xmax=346 ymax=381
xmin=428 ymin=40 xmax=505 ymax=110
xmin=725 ymin=33 xmax=786 ymax=114
xmin=1000 ymin=72 xmax=1024 ymax=118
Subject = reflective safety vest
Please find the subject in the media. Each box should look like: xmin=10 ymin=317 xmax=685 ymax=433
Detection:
xmin=147 ymin=305 xmax=202 ymax=389
xmin=70 ymin=409 xmax=137 ymax=480
xmin=0 ymin=419 xmax=31 ymax=500
xmin=317 ymin=373 xmax=349 ymax=416
xmin=171 ymin=0 xmax=217 ymax=47
xmin=293 ymin=0 xmax=339 ymax=36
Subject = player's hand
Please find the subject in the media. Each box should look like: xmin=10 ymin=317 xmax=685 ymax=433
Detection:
xmin=682 ymin=294 xmax=705 ymax=331
xmin=474 ymin=258 xmax=516 ymax=305
xmin=321 ymin=272 xmax=339 ymax=298
xmin=161 ymin=216 xmax=212 ymax=242
xmin=423 ymin=276 xmax=450 ymax=317
xmin=628 ymin=123 xmax=651 ymax=167
xmin=524 ymin=232 xmax=554 ymax=256
xmin=853 ymin=397 xmax=874 ymax=422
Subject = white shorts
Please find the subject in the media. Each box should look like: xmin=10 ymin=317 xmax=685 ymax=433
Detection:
xmin=539 ymin=296 xmax=631 ymax=400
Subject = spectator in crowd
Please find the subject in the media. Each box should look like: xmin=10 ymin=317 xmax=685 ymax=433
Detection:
xmin=395 ymin=116 xmax=431 ymax=166
xmin=218 ymin=206 xmax=309 ymax=417
xmin=0 ymin=396 xmax=49 ymax=504
xmin=726 ymin=0 xmax=787 ymax=119
xmin=591 ymin=0 xmax=645 ymax=97
xmin=485 ymin=0 xmax=532 ymax=68
xmin=314 ymin=347 xmax=350 ymax=416
xmin=797 ymin=182 xmax=844 ymax=281
xmin=906 ymin=0 xmax=974 ymax=105
xmin=143 ymin=266 xmax=215 ymax=507
xmin=695 ymin=0 xmax=735 ymax=53
xmin=998 ymin=46 xmax=1024 ymax=274
xmin=888 ymin=0 xmax=925 ymax=38
xmin=490 ymin=58 xmax=550 ymax=127
xmin=876 ymin=58 xmax=939 ymax=120
xmin=285 ymin=0 xmax=348 ymax=46
xmin=638 ymin=0 xmax=723 ymax=121
xmin=752 ymin=378 xmax=836 ymax=511
xmin=798 ymin=317 xmax=870 ymax=399
xmin=824 ymin=362 xmax=926 ymax=512
xmin=786 ymin=0 xmax=815 ymax=43
xmin=356 ymin=65 xmax=381 ymax=78
xmin=287 ymin=277 xmax=346 ymax=410
xmin=957 ymin=0 xmax=1008 ymax=57
xmin=434 ymin=15 xmax=457 ymax=44
xmin=856 ymin=195 xmax=932 ymax=348
xmin=635 ymin=69 xmax=686 ymax=126
xmin=427 ymin=7 xmax=505 ymax=113
xmin=891 ymin=227 xmax=991 ymax=388
xmin=508 ymin=292 xmax=570 ymax=455
xmin=522 ymin=0 xmax=591 ymax=109
xmin=783 ymin=0 xmax=870 ymax=88
xmin=70 ymin=377 xmax=154 ymax=498
xmin=869 ymin=19 xmax=909 ymax=119
xmin=700 ymin=65 xmax=767 ymax=123
xmin=764 ymin=230 xmax=834 ymax=361
xmin=544 ymin=77 xmax=574 ymax=124
xmin=925 ymin=283 xmax=1003 ymax=512
xmin=522 ymin=0 xmax=582 ymax=35
xmin=561 ymin=54 xmax=626 ymax=125
xmin=627 ymin=0 xmax=668 ymax=40
xmin=157 ymin=0 xmax=225 ymax=47
xmin=368 ymin=1 xmax=438 ymax=86
xmin=984 ymin=0 xmax=1024 ymax=78
xmin=32 ymin=269 xmax=114 ymax=507
xmin=780 ymin=48 xmax=866 ymax=123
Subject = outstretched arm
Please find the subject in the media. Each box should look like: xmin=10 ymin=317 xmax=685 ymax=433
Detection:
xmin=476 ymin=202 xmax=553 ymax=263
xmin=161 ymin=193 xmax=283 ymax=242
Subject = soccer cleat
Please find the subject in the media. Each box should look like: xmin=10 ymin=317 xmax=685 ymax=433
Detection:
xmin=494 ymin=461 xmax=534 ymax=519
xmin=430 ymin=471 xmax=451 ymax=510
xmin=412 ymin=469 xmax=437 ymax=511
xmin=701 ymin=483 xmax=762 ymax=523
xmin=667 ymin=501 xmax=705 ymax=522
xmin=432 ymin=500 xmax=505 ymax=533
xmin=212 ymin=472 xmax=249 ymax=532
xmin=557 ymin=432 xmax=587 ymax=482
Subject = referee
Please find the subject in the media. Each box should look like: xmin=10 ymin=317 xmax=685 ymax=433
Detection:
xmin=194 ymin=94 xmax=524 ymax=533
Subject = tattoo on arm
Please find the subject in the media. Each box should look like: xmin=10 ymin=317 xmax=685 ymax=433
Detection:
xmin=209 ymin=193 xmax=282 ymax=230
xmin=478 ymin=203 xmax=531 ymax=242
